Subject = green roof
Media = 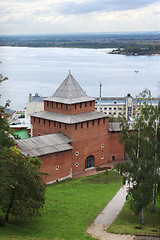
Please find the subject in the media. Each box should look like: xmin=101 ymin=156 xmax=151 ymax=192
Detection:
xmin=14 ymin=129 xmax=30 ymax=139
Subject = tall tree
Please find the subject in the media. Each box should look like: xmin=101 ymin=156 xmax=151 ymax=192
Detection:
xmin=116 ymin=89 xmax=160 ymax=224
xmin=0 ymin=147 xmax=45 ymax=225
xmin=0 ymin=74 xmax=46 ymax=225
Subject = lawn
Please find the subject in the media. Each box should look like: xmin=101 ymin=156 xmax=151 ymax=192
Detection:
xmin=108 ymin=198 xmax=160 ymax=237
xmin=0 ymin=170 xmax=122 ymax=240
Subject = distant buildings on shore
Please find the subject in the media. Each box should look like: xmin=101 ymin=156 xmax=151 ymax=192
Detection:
xmin=25 ymin=92 xmax=159 ymax=122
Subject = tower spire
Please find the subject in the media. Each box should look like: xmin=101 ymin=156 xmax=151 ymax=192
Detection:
xmin=99 ymin=82 xmax=102 ymax=112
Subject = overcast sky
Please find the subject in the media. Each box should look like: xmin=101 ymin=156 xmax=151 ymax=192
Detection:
xmin=0 ymin=0 xmax=160 ymax=34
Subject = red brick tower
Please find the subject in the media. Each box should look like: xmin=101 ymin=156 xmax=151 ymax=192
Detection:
xmin=30 ymin=72 xmax=124 ymax=178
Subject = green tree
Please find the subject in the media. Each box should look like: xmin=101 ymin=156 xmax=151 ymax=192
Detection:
xmin=116 ymin=89 xmax=160 ymax=224
xmin=0 ymin=146 xmax=46 ymax=225
xmin=0 ymin=75 xmax=46 ymax=225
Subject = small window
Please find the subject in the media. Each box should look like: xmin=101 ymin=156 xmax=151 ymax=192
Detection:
xmin=103 ymin=118 xmax=105 ymax=124
xmin=90 ymin=101 xmax=92 ymax=106
xmin=98 ymin=119 xmax=100 ymax=125
xmin=59 ymin=122 xmax=61 ymax=128
xmin=114 ymin=107 xmax=116 ymax=110
xmin=95 ymin=107 xmax=97 ymax=110
xmin=75 ymin=104 xmax=77 ymax=109
xmin=85 ymin=102 xmax=87 ymax=107
xmin=66 ymin=104 xmax=68 ymax=110
xmin=61 ymin=103 xmax=63 ymax=109
xmin=109 ymin=107 xmax=112 ymax=110
xmin=43 ymin=119 xmax=45 ymax=124
xmin=81 ymin=122 xmax=83 ymax=128
xmin=56 ymin=102 xmax=58 ymax=108
xmin=34 ymin=117 xmax=35 ymax=123
xmin=75 ymin=151 xmax=79 ymax=156
xmin=75 ymin=123 xmax=77 ymax=129
xmin=54 ymin=121 xmax=56 ymax=127
xmin=47 ymin=101 xmax=49 ymax=106
xmin=104 ymin=107 xmax=107 ymax=110
xmin=55 ymin=166 xmax=59 ymax=171
xmin=112 ymin=156 xmax=115 ymax=161
xmin=101 ymin=144 xmax=104 ymax=148
xmin=49 ymin=120 xmax=50 ymax=126
xmin=87 ymin=121 xmax=89 ymax=128
xmin=101 ymin=155 xmax=104 ymax=159
xmin=39 ymin=118 xmax=40 ymax=123
xmin=80 ymin=103 xmax=82 ymax=108
xmin=75 ymin=163 xmax=79 ymax=167
xmin=92 ymin=120 xmax=94 ymax=126
xmin=52 ymin=102 xmax=53 ymax=107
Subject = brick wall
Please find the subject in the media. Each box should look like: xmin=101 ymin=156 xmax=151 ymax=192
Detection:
xmin=40 ymin=150 xmax=72 ymax=184
xmin=44 ymin=100 xmax=95 ymax=115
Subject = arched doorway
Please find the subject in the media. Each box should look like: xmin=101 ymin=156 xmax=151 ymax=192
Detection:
xmin=85 ymin=155 xmax=94 ymax=169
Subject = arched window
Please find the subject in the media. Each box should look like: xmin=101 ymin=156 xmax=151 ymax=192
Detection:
xmin=85 ymin=155 xmax=94 ymax=169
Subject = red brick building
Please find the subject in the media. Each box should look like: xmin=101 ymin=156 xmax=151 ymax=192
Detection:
xmin=16 ymin=73 xmax=124 ymax=184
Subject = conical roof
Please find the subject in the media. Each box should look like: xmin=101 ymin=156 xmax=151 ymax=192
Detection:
xmin=45 ymin=72 xmax=94 ymax=104
xmin=53 ymin=73 xmax=87 ymax=99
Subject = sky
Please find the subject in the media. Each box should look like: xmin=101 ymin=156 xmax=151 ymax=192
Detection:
xmin=0 ymin=0 xmax=160 ymax=34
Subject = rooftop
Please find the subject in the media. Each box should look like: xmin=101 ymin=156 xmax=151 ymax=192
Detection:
xmin=16 ymin=133 xmax=72 ymax=157
xmin=31 ymin=110 xmax=107 ymax=124
xmin=45 ymin=72 xmax=94 ymax=104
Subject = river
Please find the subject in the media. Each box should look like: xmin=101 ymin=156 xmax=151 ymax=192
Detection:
xmin=0 ymin=47 xmax=159 ymax=110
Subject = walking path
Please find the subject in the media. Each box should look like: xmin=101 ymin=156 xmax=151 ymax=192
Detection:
xmin=87 ymin=183 xmax=135 ymax=240
xmin=87 ymin=182 xmax=160 ymax=240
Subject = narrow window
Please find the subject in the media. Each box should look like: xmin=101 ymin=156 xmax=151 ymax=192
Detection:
xmin=90 ymin=101 xmax=92 ymax=106
xmin=66 ymin=104 xmax=68 ymax=110
xmin=54 ymin=121 xmax=56 ymax=127
xmin=59 ymin=122 xmax=61 ymax=128
xmin=49 ymin=120 xmax=50 ymax=126
xmin=98 ymin=119 xmax=100 ymax=125
xmin=103 ymin=118 xmax=105 ymax=124
xmin=43 ymin=119 xmax=45 ymax=124
xmin=75 ymin=104 xmax=77 ymax=109
xmin=75 ymin=123 xmax=77 ymax=129
xmin=85 ymin=102 xmax=87 ymax=107
xmin=47 ymin=101 xmax=49 ymax=106
xmin=52 ymin=102 xmax=53 ymax=108
xmin=56 ymin=102 xmax=58 ymax=108
xmin=80 ymin=103 xmax=82 ymax=108
xmin=34 ymin=117 xmax=35 ymax=123
xmin=92 ymin=120 xmax=94 ymax=126
xmin=39 ymin=118 xmax=40 ymax=123
xmin=65 ymin=124 xmax=67 ymax=129
xmin=81 ymin=122 xmax=83 ymax=128
xmin=61 ymin=103 xmax=63 ymax=109
xmin=87 ymin=121 xmax=89 ymax=128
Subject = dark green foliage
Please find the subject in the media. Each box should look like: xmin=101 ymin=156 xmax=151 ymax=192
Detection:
xmin=0 ymin=147 xmax=45 ymax=225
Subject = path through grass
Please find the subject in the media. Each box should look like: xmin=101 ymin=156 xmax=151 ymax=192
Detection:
xmin=0 ymin=170 xmax=121 ymax=240
xmin=108 ymin=199 xmax=160 ymax=237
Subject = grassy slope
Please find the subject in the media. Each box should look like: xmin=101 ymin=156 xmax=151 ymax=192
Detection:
xmin=108 ymin=198 xmax=160 ymax=237
xmin=0 ymin=170 xmax=121 ymax=240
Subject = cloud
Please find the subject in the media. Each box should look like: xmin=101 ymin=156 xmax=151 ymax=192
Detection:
xmin=52 ymin=0 xmax=159 ymax=15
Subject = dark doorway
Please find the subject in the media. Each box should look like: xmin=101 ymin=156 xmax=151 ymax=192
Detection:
xmin=85 ymin=155 xmax=94 ymax=169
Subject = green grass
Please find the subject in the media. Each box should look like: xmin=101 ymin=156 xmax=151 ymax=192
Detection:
xmin=0 ymin=170 xmax=122 ymax=240
xmin=108 ymin=199 xmax=160 ymax=237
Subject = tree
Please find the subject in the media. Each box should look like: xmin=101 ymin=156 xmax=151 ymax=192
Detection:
xmin=0 ymin=146 xmax=46 ymax=225
xmin=116 ymin=89 xmax=160 ymax=224
xmin=0 ymin=75 xmax=46 ymax=225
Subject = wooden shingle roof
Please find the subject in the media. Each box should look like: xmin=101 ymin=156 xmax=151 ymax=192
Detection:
xmin=16 ymin=133 xmax=72 ymax=157
xmin=45 ymin=72 xmax=94 ymax=104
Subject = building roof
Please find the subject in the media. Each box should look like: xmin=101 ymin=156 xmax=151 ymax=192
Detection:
xmin=31 ymin=110 xmax=107 ymax=124
xmin=45 ymin=72 xmax=94 ymax=104
xmin=15 ymin=133 xmax=72 ymax=157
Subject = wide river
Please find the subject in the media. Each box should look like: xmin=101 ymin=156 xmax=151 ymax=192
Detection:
xmin=0 ymin=47 xmax=160 ymax=110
